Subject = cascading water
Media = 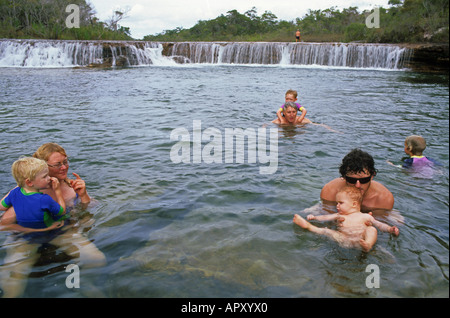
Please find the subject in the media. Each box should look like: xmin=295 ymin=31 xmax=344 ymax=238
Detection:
xmin=0 ymin=39 xmax=103 ymax=67
xmin=0 ymin=39 xmax=413 ymax=69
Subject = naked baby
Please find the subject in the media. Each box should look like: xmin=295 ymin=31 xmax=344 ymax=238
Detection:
xmin=293 ymin=186 xmax=399 ymax=252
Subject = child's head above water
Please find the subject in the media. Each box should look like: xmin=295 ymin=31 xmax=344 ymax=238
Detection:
xmin=11 ymin=157 xmax=48 ymax=188
xmin=285 ymin=89 xmax=298 ymax=102
xmin=336 ymin=186 xmax=363 ymax=212
xmin=404 ymin=135 xmax=426 ymax=156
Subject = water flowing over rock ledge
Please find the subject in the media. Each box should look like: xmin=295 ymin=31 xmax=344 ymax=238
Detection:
xmin=0 ymin=39 xmax=447 ymax=73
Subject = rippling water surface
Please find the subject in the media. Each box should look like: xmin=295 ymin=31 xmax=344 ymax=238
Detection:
xmin=0 ymin=65 xmax=448 ymax=298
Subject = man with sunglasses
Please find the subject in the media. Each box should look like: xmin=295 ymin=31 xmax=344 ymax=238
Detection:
xmin=320 ymin=148 xmax=394 ymax=214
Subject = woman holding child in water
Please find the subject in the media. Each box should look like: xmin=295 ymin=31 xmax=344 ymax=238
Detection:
xmin=272 ymin=101 xmax=311 ymax=125
xmin=0 ymin=142 xmax=105 ymax=298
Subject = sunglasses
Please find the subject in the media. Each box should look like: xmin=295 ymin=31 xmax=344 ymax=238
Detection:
xmin=344 ymin=175 xmax=372 ymax=184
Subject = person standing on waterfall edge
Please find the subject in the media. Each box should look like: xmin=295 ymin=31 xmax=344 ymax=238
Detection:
xmin=295 ymin=29 xmax=301 ymax=42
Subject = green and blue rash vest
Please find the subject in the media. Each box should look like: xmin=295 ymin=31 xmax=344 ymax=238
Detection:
xmin=1 ymin=187 xmax=66 ymax=229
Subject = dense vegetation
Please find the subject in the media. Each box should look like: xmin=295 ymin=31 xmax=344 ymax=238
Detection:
xmin=0 ymin=0 xmax=448 ymax=43
xmin=144 ymin=0 xmax=449 ymax=43
xmin=0 ymin=0 xmax=132 ymax=40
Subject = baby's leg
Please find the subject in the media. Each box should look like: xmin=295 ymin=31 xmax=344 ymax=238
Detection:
xmin=293 ymin=214 xmax=345 ymax=243
xmin=360 ymin=226 xmax=378 ymax=252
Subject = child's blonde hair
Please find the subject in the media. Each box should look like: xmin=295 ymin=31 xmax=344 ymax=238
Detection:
xmin=11 ymin=157 xmax=48 ymax=188
xmin=285 ymin=89 xmax=298 ymax=98
xmin=337 ymin=186 xmax=363 ymax=206
xmin=405 ymin=135 xmax=426 ymax=156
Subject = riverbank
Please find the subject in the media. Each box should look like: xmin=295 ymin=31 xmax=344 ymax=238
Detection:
xmin=401 ymin=43 xmax=449 ymax=73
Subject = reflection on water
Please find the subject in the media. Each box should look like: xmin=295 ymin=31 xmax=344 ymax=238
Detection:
xmin=0 ymin=66 xmax=448 ymax=298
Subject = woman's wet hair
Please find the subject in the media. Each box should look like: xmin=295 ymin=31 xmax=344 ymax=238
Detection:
xmin=339 ymin=148 xmax=377 ymax=177
xmin=33 ymin=142 xmax=67 ymax=161
xmin=283 ymin=101 xmax=298 ymax=112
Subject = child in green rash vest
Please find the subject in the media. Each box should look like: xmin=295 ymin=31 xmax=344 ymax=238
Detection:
xmin=1 ymin=157 xmax=66 ymax=230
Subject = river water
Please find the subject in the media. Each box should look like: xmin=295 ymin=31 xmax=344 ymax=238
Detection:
xmin=0 ymin=62 xmax=448 ymax=298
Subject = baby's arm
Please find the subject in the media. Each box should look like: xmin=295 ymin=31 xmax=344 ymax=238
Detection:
xmin=297 ymin=107 xmax=307 ymax=123
xmin=276 ymin=108 xmax=286 ymax=123
xmin=51 ymin=177 xmax=66 ymax=214
xmin=0 ymin=222 xmax=64 ymax=234
xmin=307 ymin=213 xmax=340 ymax=222
xmin=0 ymin=188 xmax=14 ymax=211
xmin=368 ymin=215 xmax=399 ymax=236
xmin=0 ymin=207 xmax=64 ymax=233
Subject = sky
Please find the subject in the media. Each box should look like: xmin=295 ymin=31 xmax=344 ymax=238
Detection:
xmin=88 ymin=0 xmax=391 ymax=39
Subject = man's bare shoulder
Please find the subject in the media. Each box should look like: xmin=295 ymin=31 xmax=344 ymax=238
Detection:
xmin=320 ymin=178 xmax=344 ymax=201
xmin=371 ymin=181 xmax=394 ymax=208
xmin=302 ymin=117 xmax=312 ymax=123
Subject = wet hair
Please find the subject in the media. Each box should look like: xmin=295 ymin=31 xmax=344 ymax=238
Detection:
xmin=283 ymin=101 xmax=298 ymax=112
xmin=337 ymin=186 xmax=363 ymax=205
xmin=339 ymin=148 xmax=377 ymax=177
xmin=285 ymin=89 xmax=298 ymax=98
xmin=11 ymin=157 xmax=48 ymax=188
xmin=33 ymin=142 xmax=70 ymax=185
xmin=33 ymin=142 xmax=67 ymax=162
xmin=405 ymin=135 xmax=426 ymax=156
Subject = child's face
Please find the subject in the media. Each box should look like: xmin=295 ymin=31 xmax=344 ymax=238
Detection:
xmin=285 ymin=94 xmax=297 ymax=103
xmin=336 ymin=193 xmax=356 ymax=214
xmin=29 ymin=168 xmax=52 ymax=190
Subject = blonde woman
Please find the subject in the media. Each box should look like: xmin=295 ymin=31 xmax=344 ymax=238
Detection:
xmin=0 ymin=143 xmax=105 ymax=298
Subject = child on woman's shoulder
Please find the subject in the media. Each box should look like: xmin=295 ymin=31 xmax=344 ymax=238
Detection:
xmin=276 ymin=89 xmax=307 ymax=123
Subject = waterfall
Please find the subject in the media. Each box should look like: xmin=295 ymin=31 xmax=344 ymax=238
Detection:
xmin=287 ymin=43 xmax=413 ymax=68
xmin=0 ymin=39 xmax=413 ymax=70
xmin=0 ymin=39 xmax=103 ymax=67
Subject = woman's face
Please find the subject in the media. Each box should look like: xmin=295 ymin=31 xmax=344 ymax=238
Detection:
xmin=46 ymin=152 xmax=69 ymax=180
xmin=283 ymin=107 xmax=298 ymax=123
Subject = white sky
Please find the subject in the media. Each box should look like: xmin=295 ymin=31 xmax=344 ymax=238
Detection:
xmin=88 ymin=0 xmax=391 ymax=39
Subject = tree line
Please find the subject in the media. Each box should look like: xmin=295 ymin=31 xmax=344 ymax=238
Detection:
xmin=0 ymin=0 xmax=132 ymax=40
xmin=144 ymin=0 xmax=448 ymax=43
xmin=0 ymin=0 xmax=448 ymax=43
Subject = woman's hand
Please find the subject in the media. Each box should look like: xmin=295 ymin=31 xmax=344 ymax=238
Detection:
xmin=69 ymin=173 xmax=90 ymax=204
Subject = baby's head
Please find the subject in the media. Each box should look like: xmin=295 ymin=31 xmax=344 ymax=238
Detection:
xmin=404 ymin=135 xmax=426 ymax=156
xmin=285 ymin=89 xmax=298 ymax=102
xmin=336 ymin=186 xmax=363 ymax=212
xmin=11 ymin=157 xmax=48 ymax=188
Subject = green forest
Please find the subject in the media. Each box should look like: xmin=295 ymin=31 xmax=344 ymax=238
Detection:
xmin=0 ymin=0 xmax=448 ymax=43
xmin=0 ymin=0 xmax=133 ymax=40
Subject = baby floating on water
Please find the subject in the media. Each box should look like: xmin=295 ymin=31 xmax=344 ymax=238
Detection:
xmin=293 ymin=186 xmax=399 ymax=252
